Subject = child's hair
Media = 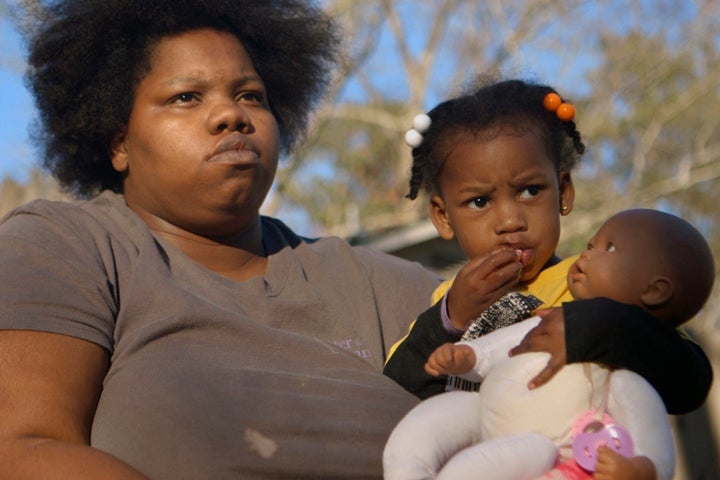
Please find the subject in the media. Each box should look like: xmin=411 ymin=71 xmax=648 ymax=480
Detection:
xmin=18 ymin=0 xmax=340 ymax=197
xmin=406 ymin=77 xmax=586 ymax=200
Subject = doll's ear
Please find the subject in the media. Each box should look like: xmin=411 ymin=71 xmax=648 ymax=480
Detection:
xmin=429 ymin=195 xmax=455 ymax=240
xmin=110 ymin=128 xmax=129 ymax=173
xmin=641 ymin=276 xmax=674 ymax=309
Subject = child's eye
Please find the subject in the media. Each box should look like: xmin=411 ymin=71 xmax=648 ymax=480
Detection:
xmin=171 ymin=92 xmax=199 ymax=104
xmin=518 ymin=185 xmax=541 ymax=200
xmin=467 ymin=197 xmax=489 ymax=210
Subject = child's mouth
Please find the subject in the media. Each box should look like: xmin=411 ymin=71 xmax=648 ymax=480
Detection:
xmin=515 ymin=248 xmax=534 ymax=268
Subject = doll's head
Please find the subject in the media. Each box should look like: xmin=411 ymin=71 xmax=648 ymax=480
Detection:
xmin=568 ymin=209 xmax=715 ymax=326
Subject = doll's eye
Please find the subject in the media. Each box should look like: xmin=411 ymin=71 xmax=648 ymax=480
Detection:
xmin=605 ymin=243 xmax=616 ymax=252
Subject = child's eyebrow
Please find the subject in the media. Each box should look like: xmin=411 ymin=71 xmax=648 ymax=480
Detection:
xmin=509 ymin=169 xmax=553 ymax=187
xmin=456 ymin=183 xmax=494 ymax=197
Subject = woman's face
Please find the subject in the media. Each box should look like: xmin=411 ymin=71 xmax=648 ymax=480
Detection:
xmin=112 ymin=28 xmax=280 ymax=237
xmin=430 ymin=130 xmax=574 ymax=283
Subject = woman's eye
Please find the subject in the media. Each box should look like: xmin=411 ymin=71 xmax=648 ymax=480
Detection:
xmin=467 ymin=197 xmax=489 ymax=209
xmin=238 ymin=91 xmax=264 ymax=103
xmin=519 ymin=185 xmax=541 ymax=199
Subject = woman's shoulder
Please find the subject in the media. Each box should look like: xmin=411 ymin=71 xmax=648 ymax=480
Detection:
xmin=1 ymin=191 xmax=148 ymax=247
xmin=260 ymin=215 xmax=441 ymax=280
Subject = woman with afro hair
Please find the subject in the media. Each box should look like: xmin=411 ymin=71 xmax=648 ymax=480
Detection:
xmin=0 ymin=1 xmax=444 ymax=478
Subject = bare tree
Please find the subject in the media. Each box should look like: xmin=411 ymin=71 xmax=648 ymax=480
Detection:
xmin=268 ymin=0 xmax=589 ymax=236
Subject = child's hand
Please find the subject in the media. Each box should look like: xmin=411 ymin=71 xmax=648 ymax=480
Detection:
xmin=594 ymin=447 xmax=656 ymax=480
xmin=446 ymin=248 xmax=522 ymax=330
xmin=424 ymin=343 xmax=476 ymax=376
xmin=508 ymin=307 xmax=566 ymax=389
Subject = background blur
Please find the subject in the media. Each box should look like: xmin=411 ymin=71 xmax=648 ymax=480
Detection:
xmin=1 ymin=1 xmax=718 ymax=477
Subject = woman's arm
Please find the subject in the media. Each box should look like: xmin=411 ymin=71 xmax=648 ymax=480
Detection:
xmin=0 ymin=330 xmax=150 ymax=479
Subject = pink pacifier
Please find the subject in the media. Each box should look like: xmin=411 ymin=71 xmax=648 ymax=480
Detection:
xmin=571 ymin=410 xmax=634 ymax=472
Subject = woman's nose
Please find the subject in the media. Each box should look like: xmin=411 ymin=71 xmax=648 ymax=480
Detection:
xmin=207 ymin=101 xmax=253 ymax=134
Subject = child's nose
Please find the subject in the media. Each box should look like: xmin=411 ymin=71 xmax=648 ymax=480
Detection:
xmin=494 ymin=204 xmax=527 ymax=234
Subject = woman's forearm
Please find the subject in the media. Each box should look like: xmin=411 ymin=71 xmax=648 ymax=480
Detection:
xmin=0 ymin=439 xmax=149 ymax=480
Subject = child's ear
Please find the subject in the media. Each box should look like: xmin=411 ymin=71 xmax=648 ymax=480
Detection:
xmin=110 ymin=128 xmax=129 ymax=173
xmin=641 ymin=276 xmax=674 ymax=309
xmin=429 ymin=195 xmax=455 ymax=240
xmin=558 ymin=171 xmax=575 ymax=215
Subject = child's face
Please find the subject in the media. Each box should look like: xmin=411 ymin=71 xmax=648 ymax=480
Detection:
xmin=567 ymin=214 xmax=655 ymax=304
xmin=430 ymin=130 xmax=573 ymax=283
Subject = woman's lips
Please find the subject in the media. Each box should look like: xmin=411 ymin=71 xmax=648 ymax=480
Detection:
xmin=209 ymin=135 xmax=258 ymax=165
xmin=208 ymin=148 xmax=259 ymax=166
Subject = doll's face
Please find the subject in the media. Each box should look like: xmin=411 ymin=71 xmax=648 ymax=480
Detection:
xmin=567 ymin=213 xmax=664 ymax=304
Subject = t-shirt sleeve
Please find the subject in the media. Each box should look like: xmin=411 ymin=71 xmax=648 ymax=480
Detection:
xmin=351 ymin=245 xmax=442 ymax=356
xmin=563 ymin=297 xmax=712 ymax=415
xmin=0 ymin=204 xmax=117 ymax=351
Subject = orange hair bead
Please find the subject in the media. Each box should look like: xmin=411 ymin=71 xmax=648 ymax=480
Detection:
xmin=556 ymin=103 xmax=575 ymax=122
xmin=543 ymin=93 xmax=562 ymax=111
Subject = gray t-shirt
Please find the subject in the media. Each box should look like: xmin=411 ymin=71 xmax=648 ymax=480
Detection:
xmin=0 ymin=191 xmax=440 ymax=479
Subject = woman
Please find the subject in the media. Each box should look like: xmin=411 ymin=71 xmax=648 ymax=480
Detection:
xmin=0 ymin=1 xmax=441 ymax=478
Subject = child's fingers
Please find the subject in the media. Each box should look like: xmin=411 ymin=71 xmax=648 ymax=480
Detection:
xmin=451 ymin=347 xmax=475 ymax=373
xmin=423 ymin=362 xmax=442 ymax=377
xmin=460 ymin=248 xmax=520 ymax=281
xmin=526 ymin=358 xmax=563 ymax=389
xmin=474 ymin=249 xmax=522 ymax=281
xmin=424 ymin=344 xmax=455 ymax=376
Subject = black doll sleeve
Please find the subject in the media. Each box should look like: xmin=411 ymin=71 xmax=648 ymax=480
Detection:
xmin=383 ymin=301 xmax=462 ymax=399
xmin=563 ymin=297 xmax=712 ymax=415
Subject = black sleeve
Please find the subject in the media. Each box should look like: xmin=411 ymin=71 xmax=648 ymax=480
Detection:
xmin=563 ymin=297 xmax=713 ymax=415
xmin=383 ymin=301 xmax=462 ymax=399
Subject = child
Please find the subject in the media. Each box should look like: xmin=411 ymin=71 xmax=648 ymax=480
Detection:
xmin=382 ymin=77 xmax=712 ymax=416
xmin=383 ymin=208 xmax=715 ymax=480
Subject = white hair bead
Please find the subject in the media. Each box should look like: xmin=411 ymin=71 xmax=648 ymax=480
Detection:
xmin=412 ymin=114 xmax=431 ymax=133
xmin=404 ymin=129 xmax=424 ymax=148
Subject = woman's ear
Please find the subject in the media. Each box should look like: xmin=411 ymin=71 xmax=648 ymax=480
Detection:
xmin=110 ymin=128 xmax=129 ymax=173
xmin=640 ymin=276 xmax=674 ymax=309
xmin=558 ymin=171 xmax=575 ymax=215
xmin=429 ymin=194 xmax=455 ymax=240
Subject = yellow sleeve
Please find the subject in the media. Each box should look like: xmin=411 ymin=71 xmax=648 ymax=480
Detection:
xmin=384 ymin=278 xmax=454 ymax=364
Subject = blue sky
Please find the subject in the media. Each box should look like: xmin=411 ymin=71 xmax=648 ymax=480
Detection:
xmin=0 ymin=11 xmax=35 ymax=182
xmin=0 ymin=1 xmax=699 ymax=185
